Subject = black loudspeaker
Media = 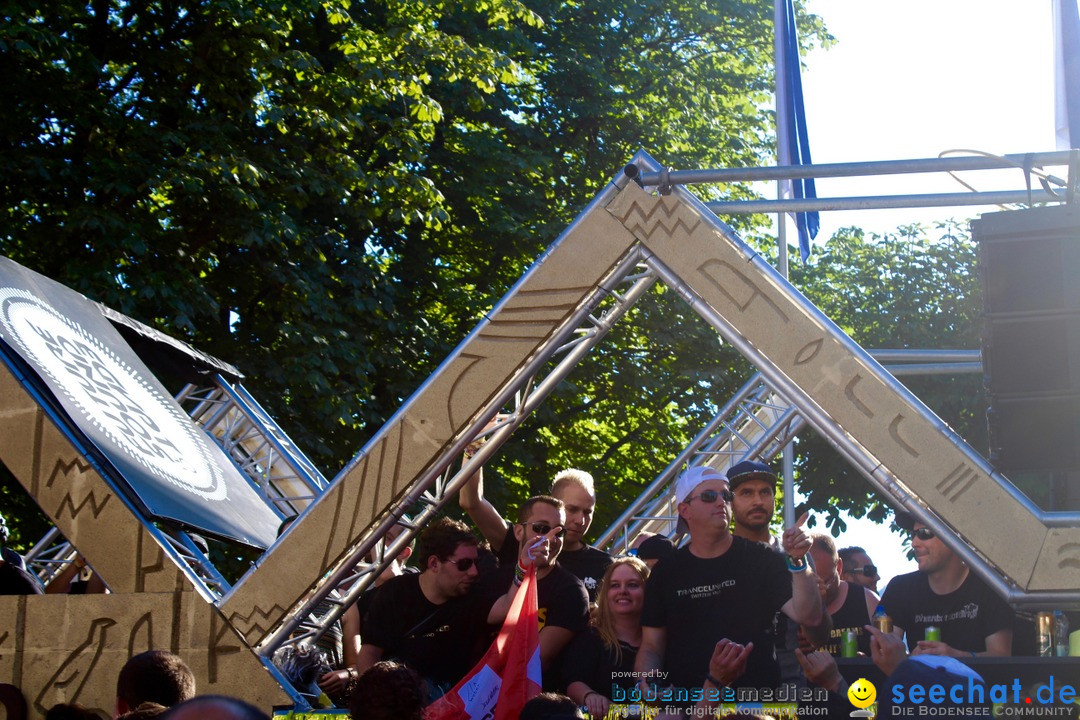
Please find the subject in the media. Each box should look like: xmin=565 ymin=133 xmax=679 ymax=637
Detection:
xmin=975 ymin=204 xmax=1080 ymax=473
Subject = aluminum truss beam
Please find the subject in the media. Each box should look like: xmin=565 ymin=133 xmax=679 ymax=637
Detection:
xmin=622 ymin=148 xmax=1080 ymax=607
xmin=251 ymin=248 xmax=660 ymax=660
xmin=636 ymin=150 xmax=1079 ymax=214
xmin=594 ymin=351 xmax=983 ymax=553
xmin=177 ymin=376 xmax=329 ymax=518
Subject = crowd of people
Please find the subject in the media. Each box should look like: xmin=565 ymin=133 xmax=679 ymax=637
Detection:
xmin=302 ymin=457 xmax=1034 ymax=718
xmin=1 ymin=453 xmax=1058 ymax=719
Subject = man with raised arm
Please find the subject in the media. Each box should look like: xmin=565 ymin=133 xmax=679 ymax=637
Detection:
xmin=727 ymin=460 xmax=830 ymax=685
xmin=459 ymin=459 xmax=611 ymax=603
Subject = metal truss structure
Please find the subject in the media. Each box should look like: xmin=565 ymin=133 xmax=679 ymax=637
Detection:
xmin=12 ymin=149 xmax=1078 ymax=713
xmin=244 ymin=149 xmax=1080 ymax=680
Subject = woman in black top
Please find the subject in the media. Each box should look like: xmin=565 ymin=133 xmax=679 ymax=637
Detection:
xmin=564 ymin=556 xmax=650 ymax=719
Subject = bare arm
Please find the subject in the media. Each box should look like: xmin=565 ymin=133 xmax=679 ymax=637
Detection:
xmin=780 ymin=512 xmax=824 ymax=627
xmin=342 ymin=604 xmax=361 ymax=669
xmin=914 ymin=627 xmax=1012 ymax=658
xmin=634 ymin=626 xmax=667 ymax=689
xmin=799 ymin=605 xmax=833 ymax=650
xmin=356 ymin=643 xmax=383 ymax=675
xmin=487 ymin=581 xmax=514 ymax=625
xmin=863 ymin=587 xmax=882 ymax=620
xmin=538 ymin=626 xmax=575 ymax=671
xmin=782 ymin=566 xmax=824 ymax=627
xmin=458 ymin=464 xmax=510 ymax=551
xmin=568 ymin=681 xmax=609 ymax=720
xmin=983 ymin=628 xmax=1012 ymax=656
xmin=44 ymin=556 xmax=84 ymax=594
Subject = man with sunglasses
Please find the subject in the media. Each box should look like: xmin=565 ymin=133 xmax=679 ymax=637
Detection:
xmin=460 ymin=462 xmax=611 ymax=603
xmin=879 ymin=512 xmax=1013 ymax=657
xmin=358 ymin=517 xmax=490 ymax=697
xmin=838 ymin=546 xmax=880 ymax=593
xmin=485 ymin=496 xmax=590 ymax=684
xmin=636 ymin=466 xmax=823 ymax=709
xmin=803 ymin=533 xmax=881 ymax=657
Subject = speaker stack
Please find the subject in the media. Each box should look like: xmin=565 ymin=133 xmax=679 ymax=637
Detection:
xmin=975 ymin=204 xmax=1080 ymax=506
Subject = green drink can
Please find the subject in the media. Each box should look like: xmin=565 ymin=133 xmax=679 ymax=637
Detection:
xmin=924 ymin=625 xmax=942 ymax=642
xmin=842 ymin=629 xmax=858 ymax=657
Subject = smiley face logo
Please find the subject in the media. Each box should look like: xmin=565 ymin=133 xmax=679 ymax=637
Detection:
xmin=848 ymin=677 xmax=877 ymax=709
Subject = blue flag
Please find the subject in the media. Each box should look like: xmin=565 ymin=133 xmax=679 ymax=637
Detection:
xmin=777 ymin=0 xmax=819 ymax=262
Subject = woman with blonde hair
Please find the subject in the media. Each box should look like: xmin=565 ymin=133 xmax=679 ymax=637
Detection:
xmin=563 ymin=556 xmax=650 ymax=719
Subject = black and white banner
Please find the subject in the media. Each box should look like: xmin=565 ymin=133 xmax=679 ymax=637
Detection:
xmin=0 ymin=256 xmax=280 ymax=548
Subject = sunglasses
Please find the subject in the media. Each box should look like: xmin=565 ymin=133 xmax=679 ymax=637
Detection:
xmin=685 ymin=488 xmax=735 ymax=504
xmin=912 ymin=527 xmax=936 ymax=541
xmin=848 ymin=564 xmax=878 ymax=577
xmin=443 ymin=557 xmax=476 ymax=571
xmin=521 ymin=522 xmax=566 ymax=539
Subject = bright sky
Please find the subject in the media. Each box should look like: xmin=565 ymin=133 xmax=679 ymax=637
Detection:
xmin=791 ymin=0 xmax=1061 ymax=588
xmin=799 ymin=0 xmax=1058 ymax=240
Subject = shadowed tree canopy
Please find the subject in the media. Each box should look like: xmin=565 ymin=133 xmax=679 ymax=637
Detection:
xmin=1 ymin=0 xmax=988 ymax=548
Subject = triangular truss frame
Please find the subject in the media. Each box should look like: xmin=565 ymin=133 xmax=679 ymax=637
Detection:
xmin=6 ymin=150 xmax=1079 ymax=716
xmin=228 ymin=150 xmax=1080 ymax=670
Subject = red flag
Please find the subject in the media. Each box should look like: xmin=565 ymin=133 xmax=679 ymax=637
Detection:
xmin=425 ymin=566 xmax=542 ymax=720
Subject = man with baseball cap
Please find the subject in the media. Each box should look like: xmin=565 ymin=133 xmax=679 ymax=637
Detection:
xmin=635 ymin=465 xmax=822 ymax=709
xmin=727 ymin=459 xmax=830 ymax=686
xmin=727 ymin=460 xmax=784 ymax=548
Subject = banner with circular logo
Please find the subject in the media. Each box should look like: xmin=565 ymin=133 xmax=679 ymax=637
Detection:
xmin=0 ymin=256 xmax=280 ymax=548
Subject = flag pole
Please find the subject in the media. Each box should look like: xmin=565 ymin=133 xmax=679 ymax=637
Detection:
xmin=775 ymin=0 xmax=794 ymax=526
xmin=775 ymin=0 xmax=790 ymax=283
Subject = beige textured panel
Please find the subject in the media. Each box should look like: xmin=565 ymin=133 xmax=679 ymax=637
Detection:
xmin=607 ymin=182 xmax=1071 ymax=590
xmin=0 ymin=365 xmax=185 ymax=595
xmin=1028 ymin=528 xmax=1080 ymax=591
xmin=6 ymin=592 xmax=288 ymax=720
xmin=222 ymin=201 xmax=640 ymax=646
xmin=0 ymin=597 xmax=21 ymax=690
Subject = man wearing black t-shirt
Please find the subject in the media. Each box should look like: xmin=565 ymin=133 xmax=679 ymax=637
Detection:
xmin=728 ymin=460 xmax=829 ymax=685
xmin=548 ymin=470 xmax=612 ymax=602
xmin=460 ymin=462 xmax=611 ymax=603
xmin=636 ymin=466 xmax=822 ymax=710
xmin=880 ymin=513 xmax=1013 ymax=657
xmin=486 ymin=496 xmax=590 ymax=678
xmin=358 ymin=517 xmax=489 ymax=696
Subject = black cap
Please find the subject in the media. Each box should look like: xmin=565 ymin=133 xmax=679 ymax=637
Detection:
xmin=894 ymin=511 xmax=916 ymax=531
xmin=636 ymin=534 xmax=675 ymax=561
xmin=725 ymin=459 xmax=778 ymax=491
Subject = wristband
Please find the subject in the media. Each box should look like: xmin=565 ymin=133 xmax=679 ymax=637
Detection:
xmin=785 ymin=554 xmax=807 ymax=572
xmin=515 ymin=560 xmax=528 ymax=582
xmin=583 ymin=691 xmax=598 ymax=702
xmin=705 ymin=673 xmax=725 ymax=687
